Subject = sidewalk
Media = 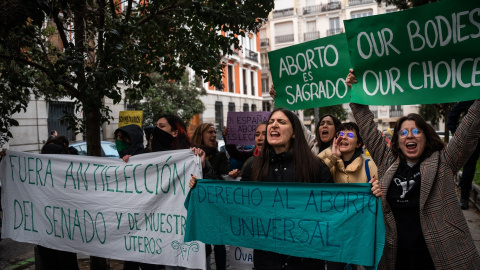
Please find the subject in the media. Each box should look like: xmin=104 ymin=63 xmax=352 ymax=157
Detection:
xmin=462 ymin=205 xmax=480 ymax=252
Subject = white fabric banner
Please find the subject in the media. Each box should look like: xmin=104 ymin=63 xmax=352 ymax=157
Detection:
xmin=228 ymin=246 xmax=254 ymax=270
xmin=0 ymin=149 xmax=206 ymax=269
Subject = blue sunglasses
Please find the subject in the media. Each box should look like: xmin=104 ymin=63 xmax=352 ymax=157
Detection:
xmin=339 ymin=131 xmax=355 ymax=139
xmin=397 ymin=128 xmax=422 ymax=137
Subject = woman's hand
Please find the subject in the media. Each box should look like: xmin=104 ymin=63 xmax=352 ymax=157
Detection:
xmin=189 ymin=174 xmax=198 ymax=189
xmin=228 ymin=169 xmax=241 ymax=179
xmin=122 ymin=155 xmax=132 ymax=163
xmin=269 ymin=85 xmax=276 ymax=99
xmin=369 ymin=175 xmax=382 ymax=197
xmin=346 ymin=69 xmax=357 ymax=88
xmin=191 ymin=147 xmax=206 ymax=168
xmin=331 ymin=136 xmax=342 ymax=157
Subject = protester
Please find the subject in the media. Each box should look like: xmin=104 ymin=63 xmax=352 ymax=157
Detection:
xmin=36 ymin=140 xmax=79 ymax=270
xmin=313 ymin=114 xmax=341 ymax=153
xmin=319 ymin=122 xmax=378 ymax=184
xmin=268 ymin=85 xmax=340 ymax=154
xmin=191 ymin=123 xmax=229 ymax=270
xmin=347 ymin=70 xmax=480 ymax=269
xmin=114 ymin=125 xmax=164 ymax=270
xmin=192 ymin=108 xmax=334 ymax=269
xmin=446 ymin=100 xmax=480 ymax=210
xmin=152 ymin=115 xmax=213 ymax=270
xmin=223 ymin=122 xmax=267 ymax=179
xmin=114 ymin=124 xmax=145 ymax=162
xmin=318 ymin=122 xmax=379 ymax=270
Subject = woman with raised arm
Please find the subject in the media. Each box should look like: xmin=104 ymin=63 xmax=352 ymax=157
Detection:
xmin=347 ymin=70 xmax=480 ymax=269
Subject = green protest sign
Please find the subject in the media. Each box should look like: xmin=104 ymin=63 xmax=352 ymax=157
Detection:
xmin=184 ymin=180 xmax=385 ymax=269
xmin=344 ymin=0 xmax=480 ymax=105
xmin=268 ymin=34 xmax=352 ymax=110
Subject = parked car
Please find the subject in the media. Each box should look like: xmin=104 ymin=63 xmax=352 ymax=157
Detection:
xmin=70 ymin=141 xmax=119 ymax=158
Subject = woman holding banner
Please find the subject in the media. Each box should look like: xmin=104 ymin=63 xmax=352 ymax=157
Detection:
xmin=221 ymin=108 xmax=333 ymax=269
xmin=191 ymin=123 xmax=230 ymax=270
xmin=347 ymin=70 xmax=480 ymax=269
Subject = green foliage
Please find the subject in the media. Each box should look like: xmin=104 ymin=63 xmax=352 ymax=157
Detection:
xmin=419 ymin=103 xmax=455 ymax=126
xmin=128 ymin=73 xmax=206 ymax=126
xmin=419 ymin=103 xmax=455 ymax=142
xmin=0 ymin=0 xmax=274 ymax=149
xmin=304 ymin=105 xmax=348 ymax=125
xmin=474 ymin=159 xmax=480 ymax=185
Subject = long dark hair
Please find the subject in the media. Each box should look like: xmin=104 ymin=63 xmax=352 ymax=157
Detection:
xmin=391 ymin=113 xmax=445 ymax=160
xmin=157 ymin=114 xmax=192 ymax=150
xmin=315 ymin=114 xmax=341 ymax=152
xmin=251 ymin=108 xmax=324 ymax=183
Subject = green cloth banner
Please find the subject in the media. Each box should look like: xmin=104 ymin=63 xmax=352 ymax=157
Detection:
xmin=344 ymin=0 xmax=480 ymax=105
xmin=268 ymin=34 xmax=352 ymax=110
xmin=268 ymin=0 xmax=480 ymax=108
xmin=184 ymin=180 xmax=385 ymax=269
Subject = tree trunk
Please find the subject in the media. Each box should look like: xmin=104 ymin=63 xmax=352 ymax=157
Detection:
xmin=85 ymin=105 xmax=108 ymax=270
xmin=85 ymin=108 xmax=102 ymax=157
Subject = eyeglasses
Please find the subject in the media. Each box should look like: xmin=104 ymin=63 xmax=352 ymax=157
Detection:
xmin=397 ymin=128 xmax=423 ymax=137
xmin=338 ymin=131 xmax=355 ymax=139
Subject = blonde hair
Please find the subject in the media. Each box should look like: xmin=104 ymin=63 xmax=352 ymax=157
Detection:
xmin=191 ymin=123 xmax=215 ymax=145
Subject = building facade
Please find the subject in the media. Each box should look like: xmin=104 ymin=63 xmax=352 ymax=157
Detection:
xmin=259 ymin=0 xmax=424 ymax=131
xmin=197 ymin=32 xmax=264 ymax=136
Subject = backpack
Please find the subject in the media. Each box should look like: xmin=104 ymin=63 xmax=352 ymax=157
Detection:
xmin=365 ymin=159 xmax=371 ymax=182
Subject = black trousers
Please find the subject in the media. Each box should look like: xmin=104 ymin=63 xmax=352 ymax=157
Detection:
xmin=253 ymin=249 xmax=325 ymax=270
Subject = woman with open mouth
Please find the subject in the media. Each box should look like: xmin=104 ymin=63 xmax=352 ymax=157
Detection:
xmin=191 ymin=123 xmax=230 ymax=270
xmin=346 ymin=70 xmax=480 ymax=269
xmin=318 ymin=122 xmax=379 ymax=270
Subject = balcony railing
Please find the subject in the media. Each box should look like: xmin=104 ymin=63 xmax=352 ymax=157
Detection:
xmin=304 ymin=31 xmax=320 ymax=41
xmin=261 ymin=63 xmax=270 ymax=70
xmin=390 ymin=110 xmax=404 ymax=118
xmin=371 ymin=110 xmax=378 ymax=119
xmin=245 ymin=48 xmax=258 ymax=62
xmin=327 ymin=28 xmax=343 ymax=36
xmin=273 ymin=8 xmax=294 ymax=18
xmin=303 ymin=2 xmax=341 ymax=15
xmin=275 ymin=34 xmax=294 ymax=44
xmin=260 ymin=38 xmax=270 ymax=47
xmin=349 ymin=0 xmax=374 ymax=6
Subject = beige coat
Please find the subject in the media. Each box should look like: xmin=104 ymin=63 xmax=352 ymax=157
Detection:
xmin=318 ymin=147 xmax=378 ymax=183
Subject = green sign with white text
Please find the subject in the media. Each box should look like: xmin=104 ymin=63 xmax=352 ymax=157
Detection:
xmin=268 ymin=34 xmax=352 ymax=110
xmin=344 ymin=0 xmax=480 ymax=105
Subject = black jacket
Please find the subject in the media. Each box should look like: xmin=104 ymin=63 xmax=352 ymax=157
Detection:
xmin=115 ymin=124 xmax=145 ymax=158
xmin=241 ymin=151 xmax=333 ymax=184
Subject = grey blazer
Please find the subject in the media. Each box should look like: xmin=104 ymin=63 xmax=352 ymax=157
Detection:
xmin=350 ymin=100 xmax=480 ymax=270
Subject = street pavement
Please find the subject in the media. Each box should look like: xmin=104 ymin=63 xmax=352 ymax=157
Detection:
xmin=2 ymin=189 xmax=480 ymax=270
